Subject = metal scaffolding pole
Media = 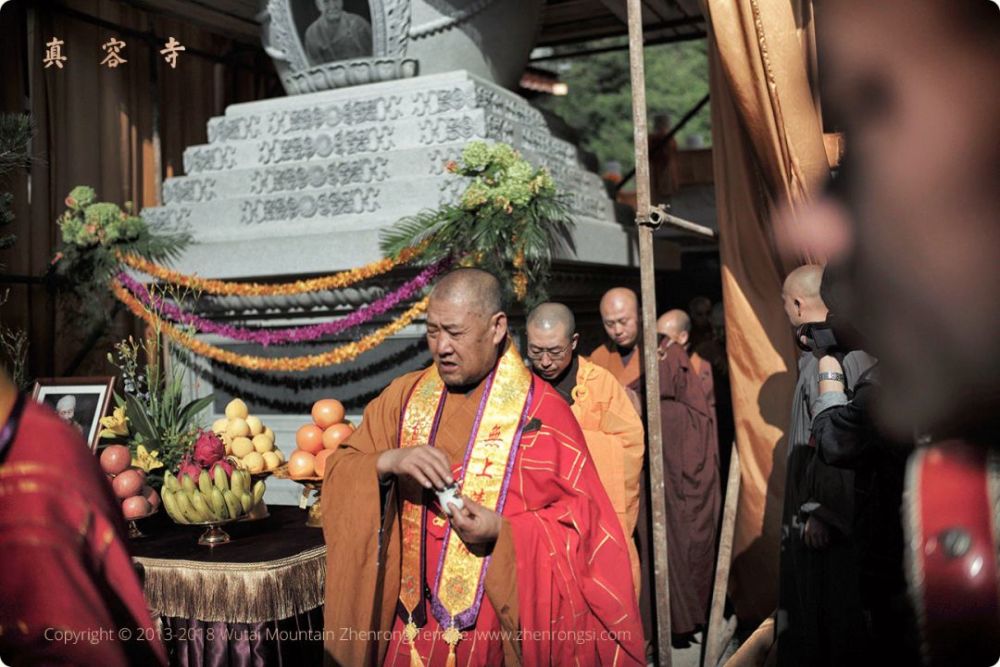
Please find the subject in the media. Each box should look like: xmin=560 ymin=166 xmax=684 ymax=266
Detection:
xmin=625 ymin=1 xmax=672 ymax=665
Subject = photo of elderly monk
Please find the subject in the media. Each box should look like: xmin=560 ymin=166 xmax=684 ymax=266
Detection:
xmin=303 ymin=0 xmax=373 ymax=65
xmin=31 ymin=378 xmax=115 ymax=451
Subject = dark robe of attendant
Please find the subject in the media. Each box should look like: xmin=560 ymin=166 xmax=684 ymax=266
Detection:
xmin=0 ymin=377 xmax=167 ymax=667
xmin=777 ymin=351 xmax=875 ymax=667
xmin=658 ymin=343 xmax=721 ymax=637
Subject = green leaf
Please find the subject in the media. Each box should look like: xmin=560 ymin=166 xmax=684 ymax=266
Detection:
xmin=125 ymin=394 xmax=158 ymax=446
xmin=178 ymin=395 xmax=214 ymax=428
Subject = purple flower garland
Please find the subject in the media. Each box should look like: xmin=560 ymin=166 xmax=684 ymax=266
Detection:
xmin=116 ymin=258 xmax=450 ymax=346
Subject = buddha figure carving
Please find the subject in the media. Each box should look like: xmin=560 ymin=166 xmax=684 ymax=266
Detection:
xmin=303 ymin=0 xmax=373 ymax=65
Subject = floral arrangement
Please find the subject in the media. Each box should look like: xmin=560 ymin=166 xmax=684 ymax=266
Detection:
xmin=103 ymin=334 xmax=214 ymax=485
xmin=380 ymin=141 xmax=573 ymax=306
xmin=52 ymin=186 xmax=189 ymax=328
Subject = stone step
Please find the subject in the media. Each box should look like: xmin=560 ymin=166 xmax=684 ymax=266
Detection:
xmin=148 ymin=173 xmax=615 ymax=237
xmin=215 ymin=70 xmax=546 ymax=126
xmin=185 ymin=110 xmax=583 ymax=176
xmin=162 ymin=151 xmax=609 ymax=214
xmin=149 ymin=215 xmax=635 ymax=280
xmin=207 ymin=76 xmax=547 ymax=144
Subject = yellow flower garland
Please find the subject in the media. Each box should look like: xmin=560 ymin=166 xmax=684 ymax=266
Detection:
xmin=111 ymin=280 xmax=428 ymax=371
xmin=117 ymin=243 xmax=425 ymax=297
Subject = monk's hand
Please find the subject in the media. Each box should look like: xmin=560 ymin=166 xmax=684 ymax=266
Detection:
xmin=448 ymin=496 xmax=502 ymax=545
xmin=376 ymin=446 xmax=453 ymax=490
xmin=803 ymin=515 xmax=832 ymax=550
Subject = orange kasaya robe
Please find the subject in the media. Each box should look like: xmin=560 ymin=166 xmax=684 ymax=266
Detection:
xmin=588 ymin=342 xmax=644 ymax=416
xmin=321 ymin=359 xmax=646 ymax=667
xmin=0 ymin=375 xmax=167 ymax=667
xmin=563 ymin=358 xmax=645 ymax=595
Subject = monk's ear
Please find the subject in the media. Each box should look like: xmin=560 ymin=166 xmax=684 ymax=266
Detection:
xmin=570 ymin=333 xmax=579 ymax=351
xmin=678 ymin=330 xmax=689 ymax=347
xmin=490 ymin=311 xmax=508 ymax=345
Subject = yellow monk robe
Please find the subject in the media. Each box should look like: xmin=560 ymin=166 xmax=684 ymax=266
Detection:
xmin=588 ymin=342 xmax=643 ymax=415
xmin=569 ymin=357 xmax=645 ymax=594
xmin=321 ymin=354 xmax=645 ymax=666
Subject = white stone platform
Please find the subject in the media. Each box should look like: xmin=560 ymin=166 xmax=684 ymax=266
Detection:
xmin=143 ymin=70 xmax=636 ymax=277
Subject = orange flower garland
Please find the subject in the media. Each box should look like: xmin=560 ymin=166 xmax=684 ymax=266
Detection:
xmin=116 ymin=243 xmax=426 ymax=297
xmin=111 ymin=279 xmax=429 ymax=371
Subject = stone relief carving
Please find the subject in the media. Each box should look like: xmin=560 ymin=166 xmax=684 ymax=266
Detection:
xmin=164 ymin=178 xmax=218 ymax=204
xmin=184 ymin=146 xmax=237 ymax=174
xmin=249 ymin=157 xmax=390 ymax=195
xmin=239 ymin=188 xmax=381 ymax=225
xmin=258 ymin=128 xmax=395 ymax=165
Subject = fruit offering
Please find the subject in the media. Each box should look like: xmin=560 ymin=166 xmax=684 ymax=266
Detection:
xmin=99 ymin=444 xmax=159 ymax=520
xmin=211 ymin=398 xmax=284 ymax=474
xmin=160 ymin=467 xmax=265 ymax=524
xmin=286 ymin=399 xmax=353 ymax=479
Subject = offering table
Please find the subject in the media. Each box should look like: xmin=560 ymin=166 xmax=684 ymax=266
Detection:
xmin=131 ymin=505 xmax=325 ymax=666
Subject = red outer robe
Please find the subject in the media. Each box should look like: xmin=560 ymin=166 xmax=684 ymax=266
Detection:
xmin=0 ymin=395 xmax=167 ymax=667
xmin=658 ymin=343 xmax=721 ymax=636
xmin=322 ymin=370 xmax=645 ymax=666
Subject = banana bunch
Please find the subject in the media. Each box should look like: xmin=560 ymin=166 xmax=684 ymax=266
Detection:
xmin=161 ymin=468 xmax=266 ymax=524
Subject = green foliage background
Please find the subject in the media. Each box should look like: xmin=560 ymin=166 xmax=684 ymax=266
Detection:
xmin=538 ymin=40 xmax=711 ymax=173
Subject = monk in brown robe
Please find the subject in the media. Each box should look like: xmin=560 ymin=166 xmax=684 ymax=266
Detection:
xmin=321 ymin=269 xmax=645 ymax=666
xmin=656 ymin=310 xmax=721 ymax=642
xmin=0 ymin=372 xmax=167 ymax=666
xmin=525 ymin=302 xmax=645 ymax=594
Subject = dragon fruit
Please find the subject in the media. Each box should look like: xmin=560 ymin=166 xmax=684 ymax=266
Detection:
xmin=193 ymin=430 xmax=225 ymax=468
xmin=177 ymin=457 xmax=201 ymax=483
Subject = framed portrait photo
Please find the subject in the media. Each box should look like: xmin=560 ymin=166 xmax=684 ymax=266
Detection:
xmin=31 ymin=377 xmax=116 ymax=452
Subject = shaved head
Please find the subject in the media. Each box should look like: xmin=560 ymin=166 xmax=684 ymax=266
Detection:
xmin=781 ymin=264 xmax=828 ymax=327
xmin=426 ymin=268 xmax=508 ymax=387
xmin=600 ymin=287 xmax=638 ymax=314
xmin=656 ymin=309 xmax=691 ymax=349
xmin=526 ymin=302 xmax=579 ymax=380
xmin=657 ymin=309 xmax=691 ymax=335
xmin=429 ymin=268 xmax=503 ymax=317
xmin=527 ymin=302 xmax=576 ymax=337
xmin=783 ymin=265 xmax=824 ymax=299
xmin=599 ymin=287 xmax=640 ymax=349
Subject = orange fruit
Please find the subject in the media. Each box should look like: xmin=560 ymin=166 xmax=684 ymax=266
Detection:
xmin=288 ymin=450 xmax=316 ymax=479
xmin=311 ymin=399 xmax=345 ymax=429
xmin=322 ymin=422 xmax=354 ymax=450
xmin=295 ymin=424 xmax=324 ymax=454
xmin=314 ymin=449 xmax=335 ymax=477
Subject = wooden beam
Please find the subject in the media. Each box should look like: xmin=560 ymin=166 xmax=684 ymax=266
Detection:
xmin=704 ymin=444 xmax=741 ymax=667
xmin=625 ymin=0 xmax=672 ymax=664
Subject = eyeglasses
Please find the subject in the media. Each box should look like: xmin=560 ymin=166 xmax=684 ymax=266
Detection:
xmin=526 ymin=342 xmax=573 ymax=362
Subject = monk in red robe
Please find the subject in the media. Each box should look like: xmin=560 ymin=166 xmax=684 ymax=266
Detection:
xmin=0 ymin=372 xmax=167 ymax=666
xmin=322 ymin=269 xmax=644 ymax=666
xmin=656 ymin=310 xmax=721 ymax=642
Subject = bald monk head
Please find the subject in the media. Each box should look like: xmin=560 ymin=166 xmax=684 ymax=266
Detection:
xmin=599 ymin=287 xmax=640 ymax=350
xmin=427 ymin=268 xmax=508 ymax=387
xmin=781 ymin=264 xmax=829 ymax=328
xmin=526 ymin=302 xmax=579 ymax=380
xmin=656 ymin=309 xmax=692 ymax=350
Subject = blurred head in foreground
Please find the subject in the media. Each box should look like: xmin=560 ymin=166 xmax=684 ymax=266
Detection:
xmin=783 ymin=0 xmax=1000 ymax=438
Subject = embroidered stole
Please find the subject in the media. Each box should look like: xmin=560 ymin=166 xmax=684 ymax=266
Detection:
xmin=396 ymin=345 xmax=533 ymax=664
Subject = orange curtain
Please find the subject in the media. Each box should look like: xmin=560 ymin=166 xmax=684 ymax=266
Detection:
xmin=700 ymin=0 xmax=829 ymax=623
xmin=0 ymin=0 xmax=273 ymax=379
